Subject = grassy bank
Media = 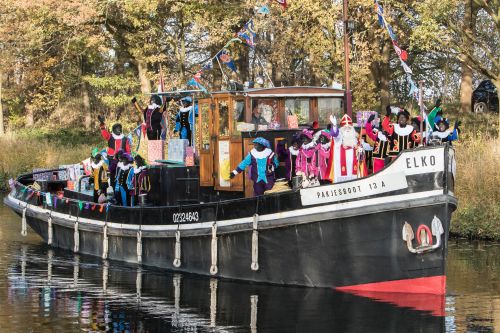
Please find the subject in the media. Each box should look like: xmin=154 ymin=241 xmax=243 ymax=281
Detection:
xmin=447 ymin=110 xmax=500 ymax=240
xmin=1 ymin=112 xmax=499 ymax=240
xmin=0 ymin=129 xmax=100 ymax=191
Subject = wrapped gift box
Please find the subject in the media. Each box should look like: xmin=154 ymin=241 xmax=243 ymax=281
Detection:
xmin=167 ymin=139 xmax=189 ymax=163
xmin=148 ymin=140 xmax=165 ymax=165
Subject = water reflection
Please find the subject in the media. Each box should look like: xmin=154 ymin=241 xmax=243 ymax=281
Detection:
xmin=4 ymin=243 xmax=446 ymax=333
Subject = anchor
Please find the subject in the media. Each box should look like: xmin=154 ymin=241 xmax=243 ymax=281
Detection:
xmin=402 ymin=216 xmax=444 ymax=254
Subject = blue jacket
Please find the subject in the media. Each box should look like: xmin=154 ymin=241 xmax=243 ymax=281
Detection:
xmin=235 ymin=148 xmax=279 ymax=184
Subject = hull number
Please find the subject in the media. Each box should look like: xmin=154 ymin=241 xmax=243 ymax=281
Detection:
xmin=173 ymin=212 xmax=199 ymax=223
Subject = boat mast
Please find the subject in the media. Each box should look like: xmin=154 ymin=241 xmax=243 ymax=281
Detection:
xmin=342 ymin=0 xmax=353 ymax=117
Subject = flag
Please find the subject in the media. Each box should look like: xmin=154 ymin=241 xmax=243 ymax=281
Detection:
xmin=187 ymin=78 xmax=208 ymax=93
xmin=275 ymin=0 xmax=287 ymax=9
xmin=392 ymin=41 xmax=408 ymax=62
xmin=217 ymin=49 xmax=237 ymax=72
xmin=238 ymin=19 xmax=256 ymax=48
xmin=375 ymin=1 xmax=384 ymax=27
xmin=257 ymin=5 xmax=270 ymax=14
xmin=158 ymin=65 xmax=166 ymax=105
xmin=193 ymin=69 xmax=203 ymax=83
xmin=400 ymin=59 xmax=413 ymax=74
xmin=202 ymin=61 xmax=213 ymax=71
xmin=387 ymin=25 xmax=397 ymax=41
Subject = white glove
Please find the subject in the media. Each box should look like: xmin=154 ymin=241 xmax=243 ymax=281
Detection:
xmin=330 ymin=115 xmax=337 ymax=127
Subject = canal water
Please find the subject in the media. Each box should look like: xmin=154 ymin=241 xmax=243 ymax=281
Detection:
xmin=0 ymin=195 xmax=498 ymax=332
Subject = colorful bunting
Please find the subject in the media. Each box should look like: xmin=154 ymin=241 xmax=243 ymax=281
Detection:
xmin=257 ymin=5 xmax=270 ymax=15
xmin=400 ymin=59 xmax=413 ymax=74
xmin=274 ymin=0 xmax=287 ymax=9
xmin=187 ymin=78 xmax=208 ymax=93
xmin=238 ymin=19 xmax=256 ymax=48
xmin=392 ymin=41 xmax=408 ymax=62
xmin=217 ymin=49 xmax=237 ymax=72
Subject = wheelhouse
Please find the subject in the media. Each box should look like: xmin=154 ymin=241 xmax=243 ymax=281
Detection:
xmin=196 ymin=86 xmax=345 ymax=197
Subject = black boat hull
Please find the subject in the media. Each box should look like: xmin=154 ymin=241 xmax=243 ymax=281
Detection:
xmin=4 ymin=145 xmax=457 ymax=293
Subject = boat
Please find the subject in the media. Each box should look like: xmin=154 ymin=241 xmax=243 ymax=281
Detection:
xmin=3 ymin=86 xmax=458 ymax=295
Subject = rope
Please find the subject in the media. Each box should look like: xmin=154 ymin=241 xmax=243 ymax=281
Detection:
xmin=210 ymin=203 xmax=219 ymax=275
xmin=21 ymin=207 xmax=27 ymax=236
xmin=73 ymin=217 xmax=79 ymax=253
xmin=210 ymin=278 xmax=218 ymax=328
xmin=47 ymin=212 xmax=53 ymax=245
xmin=173 ymin=229 xmax=181 ymax=268
xmin=102 ymin=224 xmax=109 ymax=260
xmin=251 ymin=213 xmax=259 ymax=271
xmin=210 ymin=223 xmax=218 ymax=275
xmin=136 ymin=229 xmax=143 ymax=264
xmin=250 ymin=295 xmax=258 ymax=333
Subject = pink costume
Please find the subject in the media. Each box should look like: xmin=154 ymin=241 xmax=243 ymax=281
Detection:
xmin=296 ymin=141 xmax=317 ymax=178
xmin=313 ymin=131 xmax=332 ymax=181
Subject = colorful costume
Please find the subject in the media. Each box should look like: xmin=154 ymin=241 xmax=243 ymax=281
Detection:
xmin=326 ymin=115 xmax=365 ymax=183
xmin=90 ymin=159 xmax=108 ymax=203
xmin=143 ymin=104 xmax=164 ymax=140
xmin=231 ymin=138 xmax=279 ymax=196
xmin=382 ymin=112 xmax=420 ymax=157
xmin=366 ymin=121 xmax=390 ymax=173
xmin=313 ymin=131 xmax=331 ymax=181
xmin=100 ymin=123 xmax=131 ymax=157
xmin=296 ymin=130 xmax=318 ymax=179
xmin=174 ymin=97 xmax=198 ymax=146
xmin=127 ymin=166 xmax=151 ymax=207
xmin=430 ymin=118 xmax=459 ymax=145
xmin=114 ymin=157 xmax=133 ymax=207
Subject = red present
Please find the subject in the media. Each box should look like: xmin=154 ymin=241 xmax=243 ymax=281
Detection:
xmin=148 ymin=140 xmax=165 ymax=165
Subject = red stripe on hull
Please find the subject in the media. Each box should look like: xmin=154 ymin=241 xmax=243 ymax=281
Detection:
xmin=336 ymin=275 xmax=446 ymax=295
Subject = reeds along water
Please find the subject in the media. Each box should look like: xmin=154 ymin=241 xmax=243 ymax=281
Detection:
xmin=0 ymin=132 xmax=96 ymax=191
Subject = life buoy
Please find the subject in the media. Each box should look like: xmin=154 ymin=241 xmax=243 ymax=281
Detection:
xmin=416 ymin=225 xmax=433 ymax=246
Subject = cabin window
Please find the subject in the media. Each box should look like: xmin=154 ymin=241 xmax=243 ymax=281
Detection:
xmin=218 ymin=100 xmax=230 ymax=137
xmin=251 ymin=99 xmax=279 ymax=129
xmin=285 ymin=98 xmax=310 ymax=124
xmin=233 ymin=100 xmax=245 ymax=134
xmin=200 ymin=103 xmax=210 ymax=150
xmin=318 ymin=98 xmax=343 ymax=125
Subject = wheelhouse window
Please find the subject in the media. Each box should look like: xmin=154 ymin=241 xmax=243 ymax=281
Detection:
xmin=233 ymin=100 xmax=245 ymax=135
xmin=251 ymin=99 xmax=279 ymax=129
xmin=285 ymin=98 xmax=310 ymax=125
xmin=318 ymin=97 xmax=343 ymax=125
xmin=218 ymin=100 xmax=230 ymax=137
xmin=200 ymin=103 xmax=210 ymax=150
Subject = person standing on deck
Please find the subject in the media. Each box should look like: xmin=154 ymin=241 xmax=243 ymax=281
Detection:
xmin=365 ymin=113 xmax=391 ymax=173
xmin=89 ymin=152 xmax=108 ymax=203
xmin=382 ymin=107 xmax=421 ymax=158
xmin=430 ymin=118 xmax=461 ymax=145
xmin=98 ymin=116 xmax=131 ymax=157
xmin=230 ymin=137 xmax=279 ymax=196
xmin=174 ymin=97 xmax=198 ymax=146
xmin=296 ymin=129 xmax=318 ymax=184
xmin=114 ymin=153 xmax=133 ymax=206
xmin=313 ymin=130 xmax=332 ymax=183
xmin=132 ymin=95 xmax=166 ymax=141
xmin=127 ymin=154 xmax=151 ymax=207
xmin=326 ymin=114 xmax=366 ymax=183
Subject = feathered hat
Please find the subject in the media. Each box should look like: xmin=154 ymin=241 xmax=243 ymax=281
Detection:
xmin=252 ymin=137 xmax=271 ymax=148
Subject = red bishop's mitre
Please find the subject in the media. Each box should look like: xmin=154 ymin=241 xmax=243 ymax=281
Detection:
xmin=340 ymin=114 xmax=353 ymax=127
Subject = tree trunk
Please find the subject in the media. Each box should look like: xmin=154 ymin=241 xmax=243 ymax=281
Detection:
xmin=379 ymin=41 xmax=391 ymax=110
xmin=494 ymin=78 xmax=500 ymax=140
xmin=82 ymin=82 xmax=91 ymax=130
xmin=459 ymin=0 xmax=477 ymax=113
xmin=25 ymin=104 xmax=34 ymax=127
xmin=137 ymin=59 xmax=151 ymax=95
xmin=0 ymin=69 xmax=4 ymax=135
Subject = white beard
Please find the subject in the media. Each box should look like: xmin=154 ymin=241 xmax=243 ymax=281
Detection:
xmin=340 ymin=126 xmax=358 ymax=148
